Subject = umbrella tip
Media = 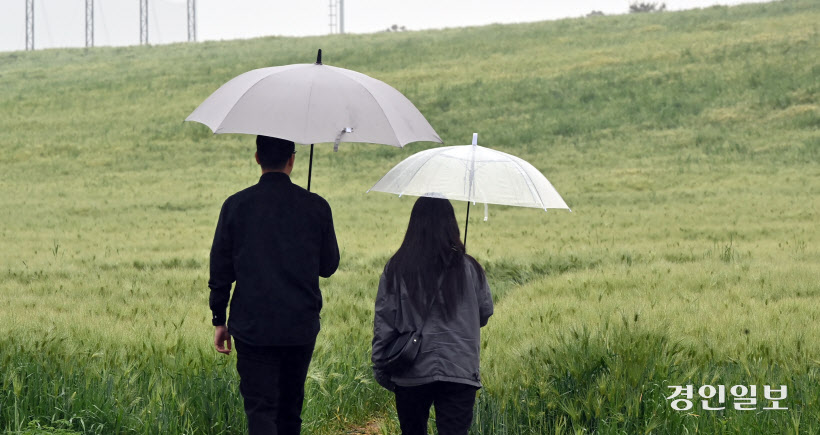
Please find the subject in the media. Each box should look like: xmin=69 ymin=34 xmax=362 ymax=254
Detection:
xmin=316 ymin=49 xmax=322 ymax=65
xmin=472 ymin=133 xmax=478 ymax=146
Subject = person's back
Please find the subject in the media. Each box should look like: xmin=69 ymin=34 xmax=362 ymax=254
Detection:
xmin=382 ymin=256 xmax=490 ymax=387
xmin=209 ymin=135 xmax=339 ymax=435
xmin=212 ymin=170 xmax=338 ymax=345
xmin=372 ymin=196 xmax=493 ymax=435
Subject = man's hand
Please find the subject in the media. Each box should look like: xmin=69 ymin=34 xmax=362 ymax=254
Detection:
xmin=214 ymin=325 xmax=232 ymax=354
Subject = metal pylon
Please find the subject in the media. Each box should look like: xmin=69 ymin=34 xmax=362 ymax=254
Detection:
xmin=139 ymin=0 xmax=149 ymax=45
xmin=328 ymin=0 xmax=337 ymax=34
xmin=25 ymin=0 xmax=34 ymax=51
xmin=339 ymin=0 xmax=344 ymax=34
xmin=187 ymin=0 xmax=196 ymax=42
xmin=85 ymin=0 xmax=94 ymax=48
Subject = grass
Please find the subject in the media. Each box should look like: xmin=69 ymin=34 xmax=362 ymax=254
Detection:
xmin=1 ymin=0 xmax=819 ymax=433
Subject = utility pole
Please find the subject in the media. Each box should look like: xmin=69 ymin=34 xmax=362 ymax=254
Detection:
xmin=139 ymin=0 xmax=149 ymax=45
xmin=85 ymin=0 xmax=94 ymax=48
xmin=187 ymin=0 xmax=196 ymax=42
xmin=25 ymin=0 xmax=34 ymax=51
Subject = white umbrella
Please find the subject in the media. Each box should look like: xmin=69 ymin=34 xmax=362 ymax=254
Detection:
xmin=368 ymin=133 xmax=570 ymax=248
xmin=186 ymin=49 xmax=442 ymax=191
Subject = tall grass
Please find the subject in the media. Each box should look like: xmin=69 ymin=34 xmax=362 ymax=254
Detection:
xmin=1 ymin=0 xmax=818 ymax=433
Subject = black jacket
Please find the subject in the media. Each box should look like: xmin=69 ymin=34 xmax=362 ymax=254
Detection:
xmin=209 ymin=171 xmax=340 ymax=346
xmin=372 ymin=256 xmax=493 ymax=389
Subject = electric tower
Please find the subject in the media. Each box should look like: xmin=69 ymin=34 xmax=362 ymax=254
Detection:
xmin=187 ymin=0 xmax=196 ymax=42
xmin=85 ymin=0 xmax=94 ymax=48
xmin=328 ymin=0 xmax=338 ymax=34
xmin=25 ymin=0 xmax=34 ymax=50
xmin=328 ymin=0 xmax=344 ymax=34
xmin=140 ymin=0 xmax=149 ymax=45
xmin=339 ymin=0 xmax=344 ymax=34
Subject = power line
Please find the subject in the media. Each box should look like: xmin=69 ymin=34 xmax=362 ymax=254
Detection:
xmin=18 ymin=0 xmax=196 ymax=51
xmin=97 ymin=0 xmax=110 ymax=46
xmin=40 ymin=0 xmax=54 ymax=48
xmin=151 ymin=0 xmax=162 ymax=43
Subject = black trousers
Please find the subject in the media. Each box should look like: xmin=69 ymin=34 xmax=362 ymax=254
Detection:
xmin=394 ymin=381 xmax=479 ymax=435
xmin=234 ymin=338 xmax=316 ymax=435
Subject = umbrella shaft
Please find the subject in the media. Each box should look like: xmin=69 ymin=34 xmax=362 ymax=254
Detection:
xmin=308 ymin=144 xmax=314 ymax=192
xmin=464 ymin=202 xmax=470 ymax=251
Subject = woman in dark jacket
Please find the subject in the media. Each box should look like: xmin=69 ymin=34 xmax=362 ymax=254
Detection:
xmin=372 ymin=196 xmax=493 ymax=435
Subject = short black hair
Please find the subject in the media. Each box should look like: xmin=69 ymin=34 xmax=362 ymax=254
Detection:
xmin=256 ymin=136 xmax=295 ymax=170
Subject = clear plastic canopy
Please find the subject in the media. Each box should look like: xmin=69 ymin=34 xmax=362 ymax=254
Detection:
xmin=368 ymin=134 xmax=570 ymax=211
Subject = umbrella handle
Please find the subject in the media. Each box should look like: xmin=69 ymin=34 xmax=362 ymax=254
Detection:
xmin=308 ymin=144 xmax=314 ymax=192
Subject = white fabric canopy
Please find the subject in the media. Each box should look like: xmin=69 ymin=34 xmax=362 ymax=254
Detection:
xmin=186 ymin=61 xmax=441 ymax=147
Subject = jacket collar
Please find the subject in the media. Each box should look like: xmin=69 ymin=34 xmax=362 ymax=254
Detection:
xmin=259 ymin=171 xmax=291 ymax=184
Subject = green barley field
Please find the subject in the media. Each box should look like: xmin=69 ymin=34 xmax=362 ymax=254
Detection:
xmin=1 ymin=1 xmax=819 ymax=433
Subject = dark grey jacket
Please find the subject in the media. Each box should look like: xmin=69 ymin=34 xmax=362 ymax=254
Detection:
xmin=371 ymin=256 xmax=493 ymax=389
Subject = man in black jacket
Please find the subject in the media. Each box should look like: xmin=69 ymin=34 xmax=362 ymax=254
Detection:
xmin=209 ymin=135 xmax=340 ymax=434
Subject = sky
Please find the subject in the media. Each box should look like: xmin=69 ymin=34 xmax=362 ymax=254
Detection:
xmin=0 ymin=0 xmax=775 ymax=53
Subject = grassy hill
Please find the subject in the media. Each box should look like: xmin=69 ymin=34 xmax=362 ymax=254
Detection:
xmin=1 ymin=0 xmax=818 ymax=433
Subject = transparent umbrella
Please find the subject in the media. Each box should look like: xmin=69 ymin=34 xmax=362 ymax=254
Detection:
xmin=186 ymin=49 xmax=442 ymax=191
xmin=368 ymin=133 xmax=571 ymax=248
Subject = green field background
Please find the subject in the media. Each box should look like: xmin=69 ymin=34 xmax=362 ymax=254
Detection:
xmin=1 ymin=1 xmax=818 ymax=433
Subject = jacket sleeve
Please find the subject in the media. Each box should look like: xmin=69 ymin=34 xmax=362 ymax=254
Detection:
xmin=371 ymin=271 xmax=397 ymax=365
xmin=473 ymin=262 xmax=493 ymax=328
xmin=208 ymin=198 xmax=235 ymax=326
xmin=372 ymin=271 xmax=398 ymax=391
xmin=318 ymin=200 xmax=340 ymax=278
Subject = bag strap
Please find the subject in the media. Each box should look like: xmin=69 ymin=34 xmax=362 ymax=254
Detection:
xmin=394 ymin=274 xmax=439 ymax=334
xmin=417 ymin=291 xmax=437 ymax=333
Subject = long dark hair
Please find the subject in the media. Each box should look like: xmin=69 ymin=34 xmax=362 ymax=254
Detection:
xmin=385 ymin=196 xmax=482 ymax=318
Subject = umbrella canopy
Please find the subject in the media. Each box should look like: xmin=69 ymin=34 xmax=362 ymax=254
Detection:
xmin=186 ymin=50 xmax=442 ymax=149
xmin=369 ymin=133 xmax=570 ymax=210
xmin=368 ymin=133 xmax=570 ymax=247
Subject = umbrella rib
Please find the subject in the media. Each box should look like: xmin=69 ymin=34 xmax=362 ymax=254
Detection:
xmin=507 ymin=156 xmax=548 ymax=209
xmin=331 ymin=67 xmax=404 ymax=146
xmin=302 ymin=75 xmax=317 ymax=143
